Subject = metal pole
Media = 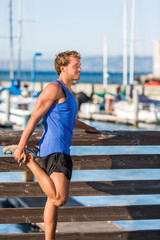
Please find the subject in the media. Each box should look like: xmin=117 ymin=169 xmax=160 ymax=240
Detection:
xmin=133 ymin=88 xmax=139 ymax=126
xmin=123 ymin=0 xmax=128 ymax=86
xmin=129 ymin=0 xmax=136 ymax=85
xmin=5 ymin=90 xmax=10 ymax=122
xmin=103 ymin=33 xmax=108 ymax=88
xmin=9 ymin=0 xmax=14 ymax=81
xmin=17 ymin=0 xmax=22 ymax=81
xmin=31 ymin=53 xmax=42 ymax=98
xmin=31 ymin=54 xmax=36 ymax=98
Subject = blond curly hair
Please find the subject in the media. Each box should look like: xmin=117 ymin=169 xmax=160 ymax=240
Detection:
xmin=54 ymin=50 xmax=81 ymax=75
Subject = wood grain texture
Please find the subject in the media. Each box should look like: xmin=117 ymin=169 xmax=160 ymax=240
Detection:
xmin=1 ymin=230 xmax=160 ymax=240
xmin=0 ymin=180 xmax=160 ymax=198
xmin=0 ymin=205 xmax=160 ymax=223
xmin=1 ymin=130 xmax=160 ymax=146
xmin=1 ymin=154 xmax=160 ymax=172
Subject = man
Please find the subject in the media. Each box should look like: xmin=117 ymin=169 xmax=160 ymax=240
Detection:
xmin=13 ymin=50 xmax=100 ymax=240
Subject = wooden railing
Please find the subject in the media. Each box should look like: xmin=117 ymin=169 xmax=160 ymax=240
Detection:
xmin=0 ymin=130 xmax=160 ymax=240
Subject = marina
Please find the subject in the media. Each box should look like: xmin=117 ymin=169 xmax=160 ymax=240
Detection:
xmin=0 ymin=0 xmax=160 ymax=238
xmin=1 ymin=81 xmax=160 ymax=128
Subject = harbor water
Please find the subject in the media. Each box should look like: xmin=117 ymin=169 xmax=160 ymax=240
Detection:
xmin=1 ymin=119 xmax=160 ymax=234
xmin=0 ymin=70 xmax=149 ymax=85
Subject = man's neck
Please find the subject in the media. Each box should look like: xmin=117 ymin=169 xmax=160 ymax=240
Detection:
xmin=58 ymin=77 xmax=73 ymax=90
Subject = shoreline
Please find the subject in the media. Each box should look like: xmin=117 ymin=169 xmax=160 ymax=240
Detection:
xmin=1 ymin=81 xmax=160 ymax=101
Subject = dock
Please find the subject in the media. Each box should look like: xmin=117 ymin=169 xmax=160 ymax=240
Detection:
xmin=1 ymin=130 xmax=160 ymax=239
xmin=8 ymin=197 xmax=122 ymax=234
xmin=1 ymin=81 xmax=160 ymax=100
xmin=78 ymin=110 xmax=137 ymax=125
xmin=1 ymin=81 xmax=160 ymax=128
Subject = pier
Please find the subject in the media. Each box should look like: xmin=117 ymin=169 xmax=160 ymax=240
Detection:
xmin=1 ymin=82 xmax=160 ymax=127
xmin=0 ymin=130 xmax=160 ymax=239
xmin=1 ymin=81 xmax=160 ymax=100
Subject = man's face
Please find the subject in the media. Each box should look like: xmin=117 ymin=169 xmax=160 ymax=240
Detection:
xmin=65 ymin=57 xmax=82 ymax=81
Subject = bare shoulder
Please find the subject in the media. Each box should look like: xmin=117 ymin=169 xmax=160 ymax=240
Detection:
xmin=41 ymin=82 xmax=62 ymax=101
xmin=30 ymin=81 xmax=64 ymax=117
xmin=45 ymin=81 xmax=60 ymax=92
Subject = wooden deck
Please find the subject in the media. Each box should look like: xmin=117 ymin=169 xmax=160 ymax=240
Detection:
xmin=0 ymin=130 xmax=160 ymax=240
xmin=7 ymin=197 xmax=123 ymax=233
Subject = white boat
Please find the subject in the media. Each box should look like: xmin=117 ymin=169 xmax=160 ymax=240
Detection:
xmin=78 ymin=88 xmax=160 ymax=125
xmin=0 ymin=91 xmax=37 ymax=127
xmin=113 ymin=100 xmax=160 ymax=124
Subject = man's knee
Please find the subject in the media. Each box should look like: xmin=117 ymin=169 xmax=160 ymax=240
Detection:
xmin=55 ymin=195 xmax=69 ymax=207
xmin=50 ymin=193 xmax=69 ymax=207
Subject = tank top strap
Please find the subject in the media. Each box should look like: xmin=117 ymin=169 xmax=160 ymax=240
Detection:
xmin=54 ymin=80 xmax=66 ymax=91
xmin=54 ymin=80 xmax=72 ymax=97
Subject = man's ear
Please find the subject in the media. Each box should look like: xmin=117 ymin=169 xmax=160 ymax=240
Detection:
xmin=60 ymin=66 xmax=65 ymax=73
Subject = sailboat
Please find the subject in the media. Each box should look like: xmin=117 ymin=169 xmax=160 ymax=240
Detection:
xmin=0 ymin=0 xmax=41 ymax=128
xmin=113 ymin=0 xmax=160 ymax=124
xmin=78 ymin=0 xmax=160 ymax=125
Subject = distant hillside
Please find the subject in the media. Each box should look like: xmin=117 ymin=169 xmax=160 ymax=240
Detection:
xmin=81 ymin=56 xmax=152 ymax=73
xmin=0 ymin=56 xmax=152 ymax=73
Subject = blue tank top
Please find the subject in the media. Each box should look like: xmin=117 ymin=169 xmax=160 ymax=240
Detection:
xmin=39 ymin=80 xmax=78 ymax=157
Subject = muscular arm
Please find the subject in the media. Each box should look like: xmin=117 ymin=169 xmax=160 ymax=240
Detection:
xmin=14 ymin=83 xmax=60 ymax=162
xmin=74 ymin=118 xmax=101 ymax=133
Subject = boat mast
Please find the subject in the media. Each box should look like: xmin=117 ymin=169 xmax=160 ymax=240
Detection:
xmin=9 ymin=0 xmax=14 ymax=81
xmin=129 ymin=0 xmax=136 ymax=85
xmin=103 ymin=33 xmax=108 ymax=88
xmin=17 ymin=0 xmax=22 ymax=81
xmin=123 ymin=0 xmax=128 ymax=85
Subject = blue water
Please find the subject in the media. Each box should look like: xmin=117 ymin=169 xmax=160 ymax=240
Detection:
xmin=1 ymin=120 xmax=160 ymax=233
xmin=0 ymin=70 xmax=149 ymax=85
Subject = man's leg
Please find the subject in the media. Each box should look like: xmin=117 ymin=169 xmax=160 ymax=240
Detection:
xmin=44 ymin=199 xmax=58 ymax=240
xmin=5 ymin=145 xmax=71 ymax=239
xmin=44 ymin=172 xmax=70 ymax=240
xmin=26 ymin=159 xmax=70 ymax=205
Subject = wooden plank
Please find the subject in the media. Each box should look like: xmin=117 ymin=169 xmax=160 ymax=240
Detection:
xmin=0 ymin=207 xmax=44 ymax=223
xmin=1 ymin=180 xmax=160 ymax=198
xmin=69 ymin=180 xmax=160 ymax=196
xmin=0 ymin=157 xmax=41 ymax=172
xmin=58 ymin=205 xmax=160 ymax=222
xmin=0 ymin=130 xmax=41 ymax=146
xmin=1 ymin=230 xmax=160 ymax=240
xmin=56 ymin=221 xmax=123 ymax=234
xmin=72 ymin=154 xmax=160 ymax=170
xmin=1 ymin=130 xmax=160 ymax=146
xmin=72 ymin=130 xmax=160 ymax=146
xmin=52 ymin=230 xmax=160 ymax=240
xmin=0 ymin=233 xmax=44 ymax=240
xmin=0 ymin=205 xmax=160 ymax=223
xmin=1 ymin=154 xmax=160 ymax=172
xmin=0 ymin=182 xmax=44 ymax=198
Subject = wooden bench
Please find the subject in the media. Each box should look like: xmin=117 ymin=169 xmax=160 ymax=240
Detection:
xmin=0 ymin=130 xmax=160 ymax=240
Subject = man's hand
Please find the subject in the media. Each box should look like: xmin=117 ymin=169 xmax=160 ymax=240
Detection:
xmin=13 ymin=148 xmax=27 ymax=164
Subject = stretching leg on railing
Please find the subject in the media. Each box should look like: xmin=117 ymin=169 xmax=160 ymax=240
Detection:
xmin=3 ymin=145 xmax=70 ymax=240
xmin=26 ymin=157 xmax=70 ymax=240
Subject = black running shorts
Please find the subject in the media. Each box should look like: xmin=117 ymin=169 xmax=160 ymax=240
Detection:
xmin=41 ymin=152 xmax=73 ymax=180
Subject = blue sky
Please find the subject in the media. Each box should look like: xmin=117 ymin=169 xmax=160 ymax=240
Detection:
xmin=0 ymin=0 xmax=160 ymax=61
